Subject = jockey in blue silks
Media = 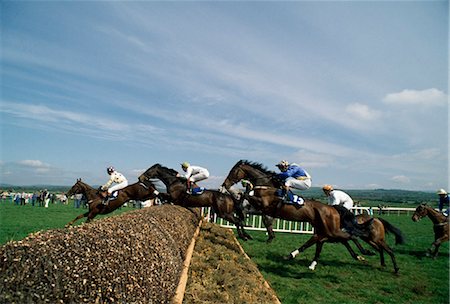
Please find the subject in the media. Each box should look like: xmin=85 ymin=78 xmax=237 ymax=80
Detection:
xmin=276 ymin=160 xmax=311 ymax=202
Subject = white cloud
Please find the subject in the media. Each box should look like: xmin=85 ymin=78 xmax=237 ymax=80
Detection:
xmin=382 ymin=88 xmax=447 ymax=106
xmin=390 ymin=175 xmax=410 ymax=184
xmin=345 ymin=103 xmax=382 ymax=121
xmin=18 ymin=160 xmax=49 ymax=168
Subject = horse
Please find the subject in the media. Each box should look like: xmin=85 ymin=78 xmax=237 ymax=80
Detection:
xmin=65 ymin=178 xmax=158 ymax=227
xmin=222 ymin=161 xmax=404 ymax=272
xmin=138 ymin=163 xmax=252 ymax=241
xmin=412 ymin=203 xmax=449 ymax=258
xmin=220 ymin=160 xmax=280 ymax=242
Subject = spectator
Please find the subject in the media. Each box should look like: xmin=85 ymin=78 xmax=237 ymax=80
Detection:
xmin=74 ymin=193 xmax=83 ymax=208
xmin=437 ymin=189 xmax=449 ymax=216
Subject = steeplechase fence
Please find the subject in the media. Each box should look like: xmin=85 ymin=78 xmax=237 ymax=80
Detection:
xmin=200 ymin=206 xmax=419 ymax=235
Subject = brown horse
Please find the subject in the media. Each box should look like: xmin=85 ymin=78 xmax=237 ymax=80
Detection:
xmin=221 ymin=160 xmax=373 ymax=253
xmin=65 ymin=178 xmax=158 ymax=227
xmin=220 ymin=160 xmax=280 ymax=242
xmin=138 ymin=164 xmax=252 ymax=241
xmin=412 ymin=203 xmax=449 ymax=258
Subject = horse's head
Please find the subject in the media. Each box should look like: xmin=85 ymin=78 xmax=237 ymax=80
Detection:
xmin=222 ymin=160 xmax=280 ymax=190
xmin=222 ymin=160 xmax=248 ymax=190
xmin=412 ymin=203 xmax=429 ymax=222
xmin=66 ymin=178 xmax=94 ymax=197
xmin=139 ymin=163 xmax=179 ymax=186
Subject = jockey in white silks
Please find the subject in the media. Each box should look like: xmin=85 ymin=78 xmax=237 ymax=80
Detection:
xmin=322 ymin=185 xmax=354 ymax=210
xmin=176 ymin=162 xmax=210 ymax=193
xmin=322 ymin=184 xmax=361 ymax=235
xmin=101 ymin=166 xmax=128 ymax=204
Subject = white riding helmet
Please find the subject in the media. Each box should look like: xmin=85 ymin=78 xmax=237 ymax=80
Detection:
xmin=437 ymin=189 xmax=447 ymax=195
xmin=276 ymin=160 xmax=289 ymax=168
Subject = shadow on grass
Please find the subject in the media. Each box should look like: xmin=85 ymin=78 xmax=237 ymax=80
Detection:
xmin=396 ymin=247 xmax=449 ymax=259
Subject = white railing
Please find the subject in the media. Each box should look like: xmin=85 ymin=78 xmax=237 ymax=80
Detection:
xmin=201 ymin=206 xmax=418 ymax=234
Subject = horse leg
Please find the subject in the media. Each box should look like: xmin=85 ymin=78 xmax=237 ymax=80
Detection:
xmin=65 ymin=212 xmax=89 ymax=227
xmin=308 ymin=241 xmax=325 ymax=270
xmin=379 ymin=241 xmax=399 ymax=273
xmin=285 ymin=234 xmax=319 ymax=260
xmin=342 ymin=240 xmax=364 ymax=261
xmin=351 ymin=237 xmax=375 ymax=256
xmin=221 ymin=213 xmax=250 ymax=241
xmin=429 ymin=239 xmax=443 ymax=258
xmin=262 ymin=215 xmax=275 ymax=243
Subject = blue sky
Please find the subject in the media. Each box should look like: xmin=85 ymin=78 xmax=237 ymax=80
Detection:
xmin=1 ymin=1 xmax=448 ymax=191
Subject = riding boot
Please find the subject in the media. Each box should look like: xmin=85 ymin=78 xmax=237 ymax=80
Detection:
xmin=186 ymin=181 xmax=191 ymax=194
xmin=102 ymin=194 xmax=110 ymax=205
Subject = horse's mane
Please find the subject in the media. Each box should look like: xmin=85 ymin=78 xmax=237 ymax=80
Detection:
xmin=153 ymin=163 xmax=179 ymax=176
xmin=235 ymin=159 xmax=277 ymax=177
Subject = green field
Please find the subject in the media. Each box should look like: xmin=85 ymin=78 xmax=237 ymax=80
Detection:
xmin=1 ymin=200 xmax=448 ymax=304
xmin=0 ymin=200 xmax=135 ymax=244
xmin=239 ymin=215 xmax=449 ymax=304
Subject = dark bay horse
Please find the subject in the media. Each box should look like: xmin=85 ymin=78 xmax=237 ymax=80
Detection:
xmin=220 ymin=160 xmax=279 ymax=242
xmin=222 ymin=162 xmax=403 ymax=272
xmin=412 ymin=204 xmax=449 ymax=258
xmin=65 ymin=178 xmax=158 ymax=227
xmin=138 ymin=164 xmax=252 ymax=241
xmin=244 ymin=187 xmax=403 ymax=272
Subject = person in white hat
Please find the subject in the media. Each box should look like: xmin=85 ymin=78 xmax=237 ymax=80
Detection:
xmin=322 ymin=185 xmax=354 ymax=210
xmin=176 ymin=162 xmax=210 ymax=193
xmin=437 ymin=189 xmax=449 ymax=216
xmin=101 ymin=166 xmax=128 ymax=205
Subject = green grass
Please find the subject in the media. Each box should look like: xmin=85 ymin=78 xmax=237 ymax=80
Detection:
xmin=1 ymin=201 xmax=448 ymax=303
xmin=238 ymin=215 xmax=449 ymax=304
xmin=0 ymin=200 xmax=135 ymax=244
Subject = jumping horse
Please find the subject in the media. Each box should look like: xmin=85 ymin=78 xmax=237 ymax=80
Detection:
xmin=138 ymin=163 xmax=252 ymax=241
xmin=222 ymin=160 xmax=404 ymax=273
xmin=65 ymin=178 xmax=158 ymax=227
xmin=220 ymin=160 xmax=279 ymax=242
xmin=412 ymin=203 xmax=449 ymax=258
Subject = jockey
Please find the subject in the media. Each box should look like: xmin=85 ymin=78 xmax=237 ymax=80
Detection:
xmin=322 ymin=184 xmax=354 ymax=210
xmin=322 ymin=185 xmax=367 ymax=236
xmin=101 ymin=166 xmax=128 ymax=204
xmin=275 ymin=160 xmax=311 ymax=201
xmin=176 ymin=162 xmax=210 ymax=193
xmin=437 ymin=189 xmax=449 ymax=217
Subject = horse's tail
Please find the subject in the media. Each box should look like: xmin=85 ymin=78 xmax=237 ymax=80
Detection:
xmin=378 ymin=218 xmax=406 ymax=245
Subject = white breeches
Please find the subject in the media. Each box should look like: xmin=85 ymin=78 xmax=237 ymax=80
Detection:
xmin=108 ymin=181 xmax=128 ymax=194
xmin=188 ymin=170 xmax=210 ymax=183
xmin=285 ymin=177 xmax=311 ymax=190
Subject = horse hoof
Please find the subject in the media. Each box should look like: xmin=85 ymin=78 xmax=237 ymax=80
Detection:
xmin=357 ymin=255 xmax=365 ymax=261
xmin=308 ymin=261 xmax=317 ymax=270
xmin=283 ymin=254 xmax=294 ymax=261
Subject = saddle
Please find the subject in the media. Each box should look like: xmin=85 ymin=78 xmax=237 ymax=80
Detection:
xmin=190 ymin=187 xmax=206 ymax=196
xmin=276 ymin=189 xmax=304 ymax=206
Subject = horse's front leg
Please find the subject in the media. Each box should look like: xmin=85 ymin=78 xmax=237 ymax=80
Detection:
xmin=285 ymin=234 xmax=320 ymax=260
xmin=65 ymin=212 xmax=89 ymax=228
xmin=351 ymin=237 xmax=375 ymax=256
xmin=308 ymin=241 xmax=325 ymax=270
xmin=429 ymin=239 xmax=443 ymax=258
xmin=262 ymin=215 xmax=275 ymax=243
xmin=342 ymin=240 xmax=364 ymax=261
